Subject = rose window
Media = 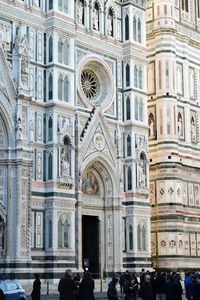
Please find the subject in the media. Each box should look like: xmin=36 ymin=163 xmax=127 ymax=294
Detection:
xmin=81 ymin=69 xmax=100 ymax=101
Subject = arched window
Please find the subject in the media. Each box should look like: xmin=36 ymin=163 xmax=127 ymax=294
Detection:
xmin=125 ymin=15 xmax=129 ymax=40
xmin=64 ymin=76 xmax=69 ymax=101
xmin=58 ymin=0 xmax=68 ymax=13
xmin=139 ymin=100 xmax=143 ymax=122
xmin=48 ymin=152 xmax=53 ymax=180
xmin=127 ymin=134 xmax=131 ymax=157
xmin=126 ymin=96 xmax=131 ymax=120
xmin=182 ymin=0 xmax=188 ymax=12
xmin=49 ymin=0 xmax=53 ymax=10
xmin=58 ymin=38 xmax=63 ymax=63
xmin=129 ymin=225 xmax=133 ymax=250
xmin=48 ymin=73 xmax=53 ymax=100
xmin=48 ymin=116 xmax=53 ymax=141
xmin=63 ymin=40 xmax=69 ymax=65
xmin=48 ymin=36 xmax=53 ymax=62
xmin=127 ymin=167 xmax=132 ymax=190
xmin=149 ymin=113 xmax=155 ymax=137
xmin=142 ymin=225 xmax=147 ymax=251
xmin=139 ymin=67 xmax=143 ymax=89
xmin=138 ymin=18 xmax=141 ymax=43
xmin=58 ymin=218 xmax=70 ymax=248
xmin=58 ymin=75 xmax=63 ymax=100
xmin=126 ymin=64 xmax=130 ymax=87
xmin=48 ymin=219 xmax=52 ymax=248
xmin=137 ymin=225 xmax=142 ymax=251
xmin=135 ymin=98 xmax=139 ymax=120
xmin=133 ymin=16 xmax=137 ymax=41
xmin=134 ymin=65 xmax=138 ymax=87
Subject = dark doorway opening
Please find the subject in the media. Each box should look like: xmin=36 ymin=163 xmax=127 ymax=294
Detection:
xmin=82 ymin=215 xmax=99 ymax=278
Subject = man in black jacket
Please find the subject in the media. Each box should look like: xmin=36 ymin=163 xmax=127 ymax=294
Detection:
xmin=139 ymin=274 xmax=154 ymax=300
xmin=58 ymin=269 xmax=77 ymax=300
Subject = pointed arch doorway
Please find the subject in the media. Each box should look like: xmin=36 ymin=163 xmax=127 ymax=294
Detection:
xmin=81 ymin=160 xmax=115 ymax=277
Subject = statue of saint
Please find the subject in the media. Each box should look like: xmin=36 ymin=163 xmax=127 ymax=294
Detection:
xmin=107 ymin=15 xmax=113 ymax=36
xmin=191 ymin=120 xmax=196 ymax=141
xmin=149 ymin=119 xmax=154 ymax=137
xmin=177 ymin=117 xmax=182 ymax=137
xmin=138 ymin=162 xmax=146 ymax=188
xmin=77 ymin=1 xmax=84 ymax=24
xmin=16 ymin=118 xmax=22 ymax=143
xmin=61 ymin=149 xmax=70 ymax=177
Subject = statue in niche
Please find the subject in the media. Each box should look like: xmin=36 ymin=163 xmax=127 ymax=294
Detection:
xmin=61 ymin=147 xmax=70 ymax=177
xmin=149 ymin=119 xmax=154 ymax=137
xmin=107 ymin=15 xmax=113 ymax=36
xmin=138 ymin=161 xmax=146 ymax=188
xmin=77 ymin=1 xmax=84 ymax=24
xmin=16 ymin=118 xmax=22 ymax=144
xmin=93 ymin=9 xmax=99 ymax=30
xmin=191 ymin=119 xmax=196 ymax=141
xmin=82 ymin=171 xmax=98 ymax=195
xmin=177 ymin=116 xmax=183 ymax=137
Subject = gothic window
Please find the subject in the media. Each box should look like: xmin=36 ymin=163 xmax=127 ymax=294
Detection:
xmin=49 ymin=0 xmax=53 ymax=10
xmin=0 ymin=217 xmax=4 ymax=252
xmin=126 ymin=96 xmax=131 ymax=120
xmin=64 ymin=76 xmax=69 ymax=101
xmin=107 ymin=8 xmax=114 ymax=37
xmin=93 ymin=2 xmax=99 ymax=31
xmin=182 ymin=0 xmax=188 ymax=12
xmin=191 ymin=116 xmax=196 ymax=142
xmin=135 ymin=97 xmax=139 ymax=120
xmin=139 ymin=100 xmax=144 ymax=121
xmin=176 ymin=63 xmax=183 ymax=95
xmin=58 ymin=75 xmax=63 ymax=100
xmin=48 ymin=72 xmax=53 ymax=100
xmin=125 ymin=15 xmax=129 ymax=40
xmin=58 ymin=38 xmax=69 ymax=65
xmin=48 ymin=36 xmax=53 ymax=62
xmin=58 ymin=39 xmax=63 ymax=63
xmin=58 ymin=0 xmax=68 ymax=13
xmin=127 ymin=167 xmax=132 ymax=191
xmin=48 ymin=152 xmax=53 ymax=180
xmin=138 ymin=18 xmax=141 ymax=43
xmin=125 ymin=63 xmax=130 ymax=87
xmin=127 ymin=134 xmax=132 ymax=157
xmin=58 ymin=218 xmax=70 ymax=248
xmin=137 ymin=223 xmax=147 ymax=251
xmin=48 ymin=116 xmax=53 ymax=141
xmin=189 ymin=68 xmax=195 ymax=99
xmin=47 ymin=218 xmax=52 ymax=248
xmin=134 ymin=65 xmax=138 ymax=87
xmin=58 ymin=74 xmax=69 ymax=101
xmin=139 ymin=67 xmax=143 ymax=89
xmin=133 ymin=16 xmax=137 ymax=41
xmin=129 ymin=224 xmax=133 ymax=250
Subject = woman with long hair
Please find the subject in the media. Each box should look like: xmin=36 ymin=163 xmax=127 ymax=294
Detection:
xmin=78 ymin=272 xmax=95 ymax=300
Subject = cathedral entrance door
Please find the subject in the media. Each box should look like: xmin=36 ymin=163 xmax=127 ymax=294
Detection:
xmin=82 ymin=215 xmax=99 ymax=277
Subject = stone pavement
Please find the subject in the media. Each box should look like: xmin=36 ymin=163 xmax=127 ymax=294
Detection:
xmin=26 ymin=292 xmax=187 ymax=300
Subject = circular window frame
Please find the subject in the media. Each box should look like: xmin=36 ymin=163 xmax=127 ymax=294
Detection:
xmin=77 ymin=55 xmax=115 ymax=111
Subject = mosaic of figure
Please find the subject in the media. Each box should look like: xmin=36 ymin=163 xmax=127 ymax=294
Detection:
xmin=82 ymin=171 xmax=98 ymax=195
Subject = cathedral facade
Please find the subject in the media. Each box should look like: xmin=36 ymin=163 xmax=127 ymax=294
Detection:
xmin=147 ymin=0 xmax=200 ymax=270
xmin=0 ymin=0 xmax=151 ymax=281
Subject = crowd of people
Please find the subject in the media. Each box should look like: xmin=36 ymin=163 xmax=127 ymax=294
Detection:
xmin=108 ymin=269 xmax=200 ymax=300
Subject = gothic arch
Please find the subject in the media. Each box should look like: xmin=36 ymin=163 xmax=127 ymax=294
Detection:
xmin=0 ymin=94 xmax=15 ymax=148
xmin=80 ymin=153 xmax=118 ymax=197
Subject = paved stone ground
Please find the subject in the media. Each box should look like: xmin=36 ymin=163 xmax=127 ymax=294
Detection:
xmin=27 ymin=292 xmax=187 ymax=300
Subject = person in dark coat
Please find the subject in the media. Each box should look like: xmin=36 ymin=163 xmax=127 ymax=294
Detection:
xmin=0 ymin=289 xmax=5 ymax=300
xmin=155 ymin=272 xmax=166 ymax=300
xmin=58 ymin=269 xmax=77 ymax=300
xmin=124 ymin=276 xmax=138 ymax=300
xmin=31 ymin=273 xmax=41 ymax=300
xmin=165 ymin=273 xmax=182 ymax=300
xmin=107 ymin=277 xmax=119 ymax=300
xmin=139 ymin=274 xmax=154 ymax=300
xmin=79 ymin=272 xmax=95 ymax=300
xmin=119 ymin=273 xmax=125 ymax=294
